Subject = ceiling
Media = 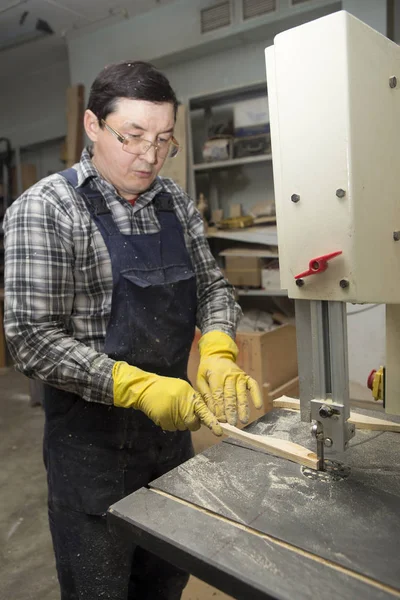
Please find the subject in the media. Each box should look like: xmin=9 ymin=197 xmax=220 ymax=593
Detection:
xmin=0 ymin=0 xmax=175 ymax=80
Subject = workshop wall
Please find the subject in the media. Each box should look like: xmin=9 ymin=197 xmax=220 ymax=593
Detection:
xmin=395 ymin=0 xmax=400 ymax=43
xmin=0 ymin=60 xmax=69 ymax=149
xmin=67 ymin=0 xmax=340 ymax=92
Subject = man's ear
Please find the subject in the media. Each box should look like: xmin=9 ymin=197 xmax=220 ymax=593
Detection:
xmin=84 ymin=110 xmax=101 ymax=142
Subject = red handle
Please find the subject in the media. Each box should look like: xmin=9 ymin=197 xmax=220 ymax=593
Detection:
xmin=295 ymin=251 xmax=342 ymax=280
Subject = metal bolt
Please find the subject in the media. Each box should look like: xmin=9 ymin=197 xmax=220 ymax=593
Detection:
xmin=393 ymin=231 xmax=400 ymax=241
xmin=296 ymin=278 xmax=304 ymax=287
xmin=291 ymin=194 xmax=300 ymax=203
xmin=311 ymin=423 xmax=318 ymax=437
xmin=336 ymin=188 xmax=346 ymax=198
xmin=389 ymin=76 xmax=397 ymax=89
xmin=339 ymin=279 xmax=349 ymax=289
xmin=324 ymin=438 xmax=333 ymax=448
xmin=319 ymin=405 xmax=333 ymax=419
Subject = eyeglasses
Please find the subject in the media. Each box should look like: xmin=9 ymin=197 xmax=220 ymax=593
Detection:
xmin=101 ymin=119 xmax=180 ymax=159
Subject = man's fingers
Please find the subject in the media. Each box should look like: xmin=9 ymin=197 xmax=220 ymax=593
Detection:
xmin=247 ymin=377 xmax=263 ymax=409
xmin=236 ymin=376 xmax=249 ymax=424
xmin=184 ymin=411 xmax=202 ymax=432
xmin=223 ymin=375 xmax=238 ymax=426
xmin=207 ymin=371 xmax=226 ymax=422
xmin=196 ymin=377 xmax=216 ymax=414
xmin=193 ymin=395 xmax=223 ymax=436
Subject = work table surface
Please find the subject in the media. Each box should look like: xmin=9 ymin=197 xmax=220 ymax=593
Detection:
xmin=109 ymin=408 xmax=400 ymax=600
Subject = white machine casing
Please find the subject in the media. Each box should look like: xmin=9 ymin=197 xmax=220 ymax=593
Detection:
xmin=266 ymin=11 xmax=400 ymax=415
xmin=266 ymin=10 xmax=400 ymax=304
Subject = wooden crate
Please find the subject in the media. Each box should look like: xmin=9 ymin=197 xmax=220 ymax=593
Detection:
xmin=11 ymin=163 xmax=38 ymax=197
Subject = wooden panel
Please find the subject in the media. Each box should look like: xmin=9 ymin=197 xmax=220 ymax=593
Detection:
xmin=66 ymin=84 xmax=85 ymax=168
xmin=0 ymin=290 xmax=5 ymax=368
xmin=11 ymin=163 xmax=37 ymax=197
xmin=159 ymin=104 xmax=187 ymax=190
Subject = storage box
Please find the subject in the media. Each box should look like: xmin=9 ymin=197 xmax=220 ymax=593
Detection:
xmin=234 ymin=132 xmax=271 ymax=156
xmin=202 ymin=137 xmax=233 ymax=162
xmin=261 ymin=268 xmax=281 ymax=290
xmin=225 ymin=256 xmax=261 ymax=288
xmin=233 ymin=97 xmax=269 ymax=131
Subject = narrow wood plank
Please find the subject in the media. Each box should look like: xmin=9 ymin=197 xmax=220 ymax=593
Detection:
xmin=66 ymin=84 xmax=85 ymax=168
xmin=220 ymin=422 xmax=319 ymax=470
xmin=350 ymin=413 xmax=400 ymax=432
xmin=0 ymin=296 xmax=6 ymax=368
xmin=273 ymin=396 xmax=400 ymax=433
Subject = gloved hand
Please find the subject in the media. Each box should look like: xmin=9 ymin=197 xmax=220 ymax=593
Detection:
xmin=197 ymin=331 xmax=262 ymax=426
xmin=112 ymin=361 xmax=223 ymax=435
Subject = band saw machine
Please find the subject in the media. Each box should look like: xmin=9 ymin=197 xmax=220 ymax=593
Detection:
xmin=108 ymin=11 xmax=400 ymax=600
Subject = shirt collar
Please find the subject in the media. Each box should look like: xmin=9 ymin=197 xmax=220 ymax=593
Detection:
xmin=76 ymin=147 xmax=163 ymax=203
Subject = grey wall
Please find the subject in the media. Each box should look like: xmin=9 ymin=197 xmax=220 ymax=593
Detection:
xmin=395 ymin=0 xmax=400 ymax=43
xmin=0 ymin=59 xmax=69 ymax=149
xmin=68 ymin=0 xmax=340 ymax=97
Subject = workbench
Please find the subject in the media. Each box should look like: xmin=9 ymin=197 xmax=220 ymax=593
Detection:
xmin=108 ymin=408 xmax=400 ymax=600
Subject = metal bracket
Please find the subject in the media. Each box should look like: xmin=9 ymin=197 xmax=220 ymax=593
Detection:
xmin=311 ymin=399 xmax=355 ymax=453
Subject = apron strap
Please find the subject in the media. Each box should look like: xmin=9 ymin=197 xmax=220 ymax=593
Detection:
xmin=58 ymin=169 xmax=178 ymax=233
xmin=59 ymin=168 xmax=119 ymax=236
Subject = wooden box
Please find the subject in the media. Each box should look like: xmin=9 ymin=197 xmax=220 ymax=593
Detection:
xmin=224 ymin=256 xmax=262 ymax=288
xmin=11 ymin=163 xmax=38 ymax=197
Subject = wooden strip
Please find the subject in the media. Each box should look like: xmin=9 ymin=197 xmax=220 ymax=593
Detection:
xmin=66 ymin=84 xmax=85 ymax=168
xmin=152 ymin=488 xmax=400 ymax=598
xmin=350 ymin=413 xmax=400 ymax=433
xmin=0 ymin=296 xmax=6 ymax=368
xmin=273 ymin=396 xmax=400 ymax=433
xmin=220 ymin=422 xmax=319 ymax=470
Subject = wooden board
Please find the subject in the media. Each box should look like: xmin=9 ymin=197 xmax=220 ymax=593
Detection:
xmin=159 ymin=104 xmax=187 ymax=190
xmin=350 ymin=413 xmax=400 ymax=432
xmin=220 ymin=422 xmax=319 ymax=469
xmin=66 ymin=84 xmax=85 ymax=167
xmin=0 ymin=291 xmax=5 ymax=368
xmin=273 ymin=396 xmax=400 ymax=432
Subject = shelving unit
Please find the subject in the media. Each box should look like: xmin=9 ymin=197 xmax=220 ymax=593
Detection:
xmin=193 ymin=154 xmax=272 ymax=171
xmin=237 ymin=289 xmax=286 ymax=297
xmin=187 ymin=82 xmax=287 ymax=302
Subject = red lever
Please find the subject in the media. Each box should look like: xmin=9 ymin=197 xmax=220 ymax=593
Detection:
xmin=295 ymin=251 xmax=342 ymax=280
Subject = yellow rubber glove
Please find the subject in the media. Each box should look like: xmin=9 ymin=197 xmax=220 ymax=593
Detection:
xmin=112 ymin=361 xmax=223 ymax=436
xmin=197 ymin=331 xmax=262 ymax=426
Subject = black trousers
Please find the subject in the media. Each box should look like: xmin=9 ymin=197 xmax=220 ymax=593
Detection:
xmin=43 ymin=387 xmax=194 ymax=600
xmin=48 ymin=502 xmax=189 ymax=600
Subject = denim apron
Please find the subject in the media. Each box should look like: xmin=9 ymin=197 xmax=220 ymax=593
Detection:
xmin=43 ymin=169 xmax=197 ymax=599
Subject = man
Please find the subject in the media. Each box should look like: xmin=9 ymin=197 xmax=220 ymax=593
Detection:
xmin=4 ymin=61 xmax=261 ymax=599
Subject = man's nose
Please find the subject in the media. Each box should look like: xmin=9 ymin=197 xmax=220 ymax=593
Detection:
xmin=143 ymin=144 xmax=158 ymax=164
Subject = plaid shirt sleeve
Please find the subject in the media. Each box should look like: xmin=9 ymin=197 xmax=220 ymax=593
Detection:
xmin=3 ymin=181 xmax=115 ymax=405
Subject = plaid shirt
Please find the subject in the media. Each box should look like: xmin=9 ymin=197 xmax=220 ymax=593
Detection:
xmin=3 ymin=148 xmax=241 ymax=404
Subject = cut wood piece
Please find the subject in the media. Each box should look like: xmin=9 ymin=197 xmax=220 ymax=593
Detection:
xmin=273 ymin=396 xmax=301 ymax=410
xmin=220 ymin=422 xmax=319 ymax=470
xmin=273 ymin=396 xmax=400 ymax=432
xmin=349 ymin=412 xmax=400 ymax=432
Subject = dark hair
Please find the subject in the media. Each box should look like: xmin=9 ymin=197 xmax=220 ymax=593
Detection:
xmin=87 ymin=61 xmax=178 ymax=124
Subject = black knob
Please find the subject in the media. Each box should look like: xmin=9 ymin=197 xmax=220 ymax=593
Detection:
xmin=319 ymin=405 xmax=333 ymax=419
